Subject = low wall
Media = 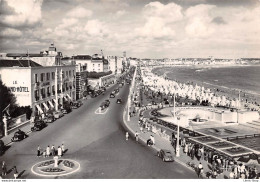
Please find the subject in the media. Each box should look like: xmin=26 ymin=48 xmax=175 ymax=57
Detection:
xmin=7 ymin=114 xmax=27 ymax=130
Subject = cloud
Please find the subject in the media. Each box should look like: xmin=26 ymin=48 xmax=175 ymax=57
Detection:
xmin=211 ymin=16 xmax=226 ymax=24
xmin=135 ymin=1 xmax=183 ymax=39
xmin=185 ymin=4 xmax=216 ymax=38
xmin=0 ymin=28 xmax=22 ymax=37
xmin=115 ymin=10 xmax=126 ymax=18
xmin=84 ymin=19 xmax=108 ymax=37
xmin=144 ymin=1 xmax=183 ymax=23
xmin=66 ymin=6 xmax=92 ymax=18
xmin=0 ymin=0 xmax=43 ymax=27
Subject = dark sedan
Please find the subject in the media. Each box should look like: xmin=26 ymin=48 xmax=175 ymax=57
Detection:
xmin=157 ymin=149 xmax=174 ymax=162
xmin=31 ymin=120 xmax=47 ymax=132
xmin=11 ymin=130 xmax=28 ymax=142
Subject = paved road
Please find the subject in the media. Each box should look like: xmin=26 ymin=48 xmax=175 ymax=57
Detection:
xmin=1 ymin=82 xmax=197 ymax=179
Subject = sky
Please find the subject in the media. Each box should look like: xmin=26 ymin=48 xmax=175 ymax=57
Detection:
xmin=0 ymin=0 xmax=260 ymax=59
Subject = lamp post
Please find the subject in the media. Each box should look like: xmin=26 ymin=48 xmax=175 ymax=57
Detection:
xmin=171 ymin=93 xmax=180 ymax=157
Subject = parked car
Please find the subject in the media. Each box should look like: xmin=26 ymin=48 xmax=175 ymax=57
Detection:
xmin=152 ymin=101 xmax=157 ymax=105
xmin=0 ymin=140 xmax=5 ymax=155
xmin=100 ymin=99 xmax=110 ymax=110
xmin=31 ymin=120 xmax=47 ymax=132
xmin=53 ymin=110 xmax=64 ymax=119
xmin=116 ymin=98 xmax=122 ymax=104
xmin=157 ymin=149 xmax=174 ymax=162
xmin=100 ymin=87 xmax=106 ymax=92
xmin=110 ymin=93 xmax=115 ymax=98
xmin=11 ymin=129 xmax=28 ymax=142
xmin=44 ymin=113 xmax=55 ymax=123
xmin=114 ymin=88 xmax=120 ymax=93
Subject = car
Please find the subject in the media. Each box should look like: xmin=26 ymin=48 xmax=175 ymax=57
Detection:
xmin=110 ymin=93 xmax=115 ymax=98
xmin=157 ymin=149 xmax=174 ymax=162
xmin=53 ymin=110 xmax=64 ymax=119
xmin=31 ymin=120 xmax=47 ymax=132
xmin=100 ymin=87 xmax=106 ymax=92
xmin=0 ymin=140 xmax=5 ymax=155
xmin=44 ymin=113 xmax=55 ymax=123
xmin=152 ymin=101 xmax=157 ymax=105
xmin=116 ymin=98 xmax=122 ymax=104
xmin=11 ymin=130 xmax=28 ymax=142
xmin=100 ymin=100 xmax=110 ymax=110
xmin=114 ymin=88 xmax=119 ymax=94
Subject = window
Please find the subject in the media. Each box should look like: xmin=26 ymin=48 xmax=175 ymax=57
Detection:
xmin=62 ymin=71 xmax=65 ymax=78
xmin=83 ymin=65 xmax=87 ymax=71
xmin=35 ymin=74 xmax=38 ymax=83
xmin=98 ymin=64 xmax=100 ymax=67
xmin=73 ymin=70 xmax=74 ymax=77
xmin=40 ymin=73 xmax=45 ymax=82
xmin=52 ymin=72 xmax=55 ymax=80
xmin=47 ymin=87 xmax=50 ymax=96
xmin=34 ymin=90 xmax=39 ymax=100
xmin=41 ymin=88 xmax=46 ymax=98
xmin=46 ymin=73 xmax=50 ymax=81
xmin=52 ymin=85 xmax=55 ymax=94
xmin=69 ymin=70 xmax=71 ymax=77
xmin=66 ymin=71 xmax=68 ymax=76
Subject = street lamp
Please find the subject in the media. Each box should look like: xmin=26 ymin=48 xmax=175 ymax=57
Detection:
xmin=171 ymin=93 xmax=180 ymax=157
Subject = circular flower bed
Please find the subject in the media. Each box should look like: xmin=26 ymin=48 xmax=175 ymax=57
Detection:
xmin=224 ymin=147 xmax=251 ymax=155
xmin=63 ymin=160 xmax=75 ymax=168
xmin=194 ymin=136 xmax=220 ymax=143
xmin=31 ymin=159 xmax=80 ymax=177
xmin=41 ymin=167 xmax=65 ymax=173
xmin=38 ymin=160 xmax=54 ymax=168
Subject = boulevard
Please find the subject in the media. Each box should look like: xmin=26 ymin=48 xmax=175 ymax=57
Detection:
xmin=1 ymin=81 xmax=197 ymax=179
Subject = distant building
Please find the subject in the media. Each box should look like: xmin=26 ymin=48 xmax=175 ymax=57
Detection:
xmin=4 ymin=43 xmax=63 ymax=66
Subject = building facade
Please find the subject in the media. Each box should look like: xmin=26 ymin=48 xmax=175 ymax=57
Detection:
xmin=0 ymin=62 xmax=76 ymax=116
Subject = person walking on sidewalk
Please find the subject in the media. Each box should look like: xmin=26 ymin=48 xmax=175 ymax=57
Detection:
xmin=150 ymin=135 xmax=155 ymax=145
xmin=61 ymin=144 xmax=65 ymax=155
xmin=12 ymin=166 xmax=18 ymax=179
xmin=51 ymin=145 xmax=55 ymax=156
xmin=197 ymin=162 xmax=203 ymax=178
xmin=135 ymin=131 xmax=139 ymax=142
xmin=37 ymin=145 xmax=41 ymax=157
xmin=1 ymin=161 xmax=7 ymax=176
xmin=57 ymin=146 xmax=62 ymax=157
xmin=125 ymin=132 xmax=129 ymax=141
xmin=46 ymin=146 xmax=50 ymax=157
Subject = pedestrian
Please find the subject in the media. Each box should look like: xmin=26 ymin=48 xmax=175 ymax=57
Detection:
xmin=46 ymin=146 xmax=50 ymax=157
xmin=61 ymin=143 xmax=65 ymax=155
xmin=12 ymin=166 xmax=18 ymax=179
xmin=135 ymin=131 xmax=139 ymax=142
xmin=2 ymin=161 xmax=7 ymax=176
xmin=150 ymin=135 xmax=155 ymax=145
xmin=43 ymin=150 xmax=46 ymax=158
xmin=125 ymin=132 xmax=129 ymax=141
xmin=57 ymin=146 xmax=62 ymax=157
xmin=198 ymin=162 xmax=203 ymax=178
xmin=37 ymin=145 xmax=41 ymax=157
xmin=229 ymin=169 xmax=235 ymax=179
xmin=51 ymin=145 xmax=55 ymax=156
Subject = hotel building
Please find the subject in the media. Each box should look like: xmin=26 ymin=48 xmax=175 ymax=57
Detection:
xmin=0 ymin=59 xmax=76 ymax=116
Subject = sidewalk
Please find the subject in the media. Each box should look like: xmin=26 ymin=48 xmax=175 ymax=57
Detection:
xmin=123 ymin=71 xmax=231 ymax=179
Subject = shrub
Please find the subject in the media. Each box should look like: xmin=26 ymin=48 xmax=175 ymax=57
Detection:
xmin=10 ymin=106 xmax=32 ymax=120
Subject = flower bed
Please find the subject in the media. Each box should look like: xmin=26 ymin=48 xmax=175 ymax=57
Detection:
xmin=40 ymin=167 xmax=65 ymax=173
xmin=194 ymin=136 xmax=220 ymax=143
xmin=208 ymin=141 xmax=235 ymax=148
xmin=63 ymin=160 xmax=75 ymax=168
xmin=223 ymin=147 xmax=252 ymax=155
xmin=38 ymin=160 xmax=54 ymax=168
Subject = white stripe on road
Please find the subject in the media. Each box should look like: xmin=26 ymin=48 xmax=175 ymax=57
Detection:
xmin=95 ymin=107 xmax=109 ymax=115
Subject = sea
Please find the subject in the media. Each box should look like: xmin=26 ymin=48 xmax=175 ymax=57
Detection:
xmin=152 ymin=65 xmax=260 ymax=102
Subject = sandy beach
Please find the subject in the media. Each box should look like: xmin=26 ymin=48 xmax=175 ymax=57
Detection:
xmin=151 ymin=65 xmax=260 ymax=111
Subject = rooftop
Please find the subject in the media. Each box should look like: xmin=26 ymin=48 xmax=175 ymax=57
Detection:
xmin=0 ymin=59 xmax=42 ymax=67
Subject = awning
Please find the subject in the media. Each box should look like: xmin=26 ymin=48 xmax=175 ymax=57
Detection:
xmin=66 ymin=94 xmax=72 ymax=100
xmin=53 ymin=99 xmax=58 ymax=105
xmin=43 ymin=103 xmax=49 ymax=111
xmin=63 ymin=96 xmax=68 ymax=101
xmin=48 ymin=100 xmax=54 ymax=108
xmin=36 ymin=105 xmax=44 ymax=114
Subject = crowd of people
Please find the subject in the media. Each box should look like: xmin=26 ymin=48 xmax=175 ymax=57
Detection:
xmin=37 ymin=143 xmax=66 ymax=158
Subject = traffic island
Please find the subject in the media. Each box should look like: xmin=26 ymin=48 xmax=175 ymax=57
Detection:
xmin=31 ymin=158 xmax=80 ymax=177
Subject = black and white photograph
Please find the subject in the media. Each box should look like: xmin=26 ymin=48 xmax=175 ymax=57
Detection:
xmin=0 ymin=0 xmax=260 ymax=180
